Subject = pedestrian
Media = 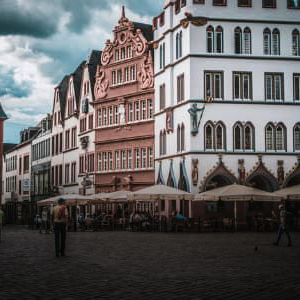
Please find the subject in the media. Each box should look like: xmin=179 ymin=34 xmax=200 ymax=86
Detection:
xmin=0 ymin=206 xmax=4 ymax=242
xmin=273 ymin=204 xmax=292 ymax=247
xmin=52 ymin=198 xmax=68 ymax=257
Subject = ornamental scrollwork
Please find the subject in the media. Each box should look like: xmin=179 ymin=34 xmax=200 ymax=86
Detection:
xmin=132 ymin=29 xmax=148 ymax=56
xmin=94 ymin=67 xmax=109 ymax=99
xmin=101 ymin=40 xmax=113 ymax=66
xmin=139 ymin=51 xmax=154 ymax=90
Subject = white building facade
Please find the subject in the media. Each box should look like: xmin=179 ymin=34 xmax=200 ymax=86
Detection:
xmin=153 ymin=0 xmax=300 ymax=209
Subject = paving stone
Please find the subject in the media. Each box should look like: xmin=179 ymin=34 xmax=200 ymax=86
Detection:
xmin=0 ymin=226 xmax=299 ymax=299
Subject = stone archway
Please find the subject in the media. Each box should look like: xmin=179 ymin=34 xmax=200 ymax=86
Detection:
xmin=246 ymin=161 xmax=279 ymax=192
xmin=201 ymin=161 xmax=237 ymax=192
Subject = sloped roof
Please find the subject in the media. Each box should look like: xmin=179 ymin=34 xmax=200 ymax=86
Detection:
xmin=57 ymin=75 xmax=69 ymax=117
xmin=0 ymin=102 xmax=8 ymax=120
xmin=72 ymin=60 xmax=86 ymax=110
xmin=87 ymin=50 xmax=102 ymax=101
xmin=3 ymin=143 xmax=17 ymax=154
xmin=133 ymin=22 xmax=153 ymax=42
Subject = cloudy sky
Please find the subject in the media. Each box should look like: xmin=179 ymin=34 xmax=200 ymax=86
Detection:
xmin=0 ymin=0 xmax=164 ymax=143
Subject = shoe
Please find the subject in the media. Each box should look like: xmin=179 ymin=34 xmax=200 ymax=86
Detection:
xmin=273 ymin=242 xmax=278 ymax=246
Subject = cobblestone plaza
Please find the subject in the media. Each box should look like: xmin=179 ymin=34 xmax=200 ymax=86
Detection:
xmin=0 ymin=226 xmax=299 ymax=299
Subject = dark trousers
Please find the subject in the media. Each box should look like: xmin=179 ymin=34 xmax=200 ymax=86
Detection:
xmin=54 ymin=222 xmax=66 ymax=256
xmin=276 ymin=224 xmax=292 ymax=245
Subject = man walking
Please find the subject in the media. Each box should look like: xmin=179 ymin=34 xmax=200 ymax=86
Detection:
xmin=52 ymin=198 xmax=68 ymax=257
xmin=273 ymin=204 xmax=292 ymax=247
xmin=0 ymin=206 xmax=4 ymax=242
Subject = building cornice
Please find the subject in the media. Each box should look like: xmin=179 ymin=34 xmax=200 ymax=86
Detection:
xmin=155 ymin=151 xmax=300 ymax=161
xmin=95 ymin=134 xmax=154 ymax=145
xmin=155 ymin=54 xmax=300 ymax=77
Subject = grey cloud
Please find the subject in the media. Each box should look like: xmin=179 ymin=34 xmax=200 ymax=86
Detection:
xmin=0 ymin=68 xmax=32 ymax=98
xmin=0 ymin=0 xmax=60 ymax=38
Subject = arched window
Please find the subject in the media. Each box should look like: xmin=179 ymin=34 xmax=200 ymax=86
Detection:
xmin=181 ymin=124 xmax=185 ymax=151
xmin=244 ymin=27 xmax=252 ymax=54
xmin=272 ymin=28 xmax=280 ymax=55
xmin=177 ymin=125 xmax=181 ymax=152
xmin=263 ymin=28 xmax=271 ymax=55
xmin=215 ymin=26 xmax=223 ymax=53
xmin=163 ymin=130 xmax=167 ymax=155
xmin=206 ymin=26 xmax=214 ymax=53
xmin=244 ymin=123 xmax=254 ymax=150
xmin=294 ymin=123 xmax=300 ymax=151
xmin=265 ymin=123 xmax=275 ymax=150
xmin=234 ymin=27 xmax=242 ymax=54
xmin=234 ymin=123 xmax=243 ymax=150
xmin=216 ymin=123 xmax=225 ymax=150
xmin=205 ymin=123 xmax=214 ymax=150
xmin=292 ymin=29 xmax=300 ymax=56
xmin=276 ymin=123 xmax=286 ymax=151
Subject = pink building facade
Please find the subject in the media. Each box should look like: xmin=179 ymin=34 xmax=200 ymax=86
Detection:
xmin=94 ymin=8 xmax=155 ymax=192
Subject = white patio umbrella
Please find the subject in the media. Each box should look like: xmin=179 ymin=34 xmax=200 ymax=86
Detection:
xmin=194 ymin=184 xmax=281 ymax=230
xmin=37 ymin=194 xmax=92 ymax=206
xmin=273 ymin=184 xmax=300 ymax=200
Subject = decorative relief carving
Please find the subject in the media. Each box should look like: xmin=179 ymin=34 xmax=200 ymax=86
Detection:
xmin=101 ymin=40 xmax=113 ymax=66
xmin=238 ymin=159 xmax=246 ymax=185
xmin=165 ymin=107 xmax=173 ymax=133
xmin=94 ymin=66 xmax=109 ymax=99
xmin=277 ymin=160 xmax=284 ymax=187
xmin=132 ymin=29 xmax=148 ymax=56
xmin=139 ymin=51 xmax=154 ymax=89
xmin=192 ymin=159 xmax=199 ymax=186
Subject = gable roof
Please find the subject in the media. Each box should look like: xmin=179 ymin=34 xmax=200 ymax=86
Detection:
xmin=56 ymin=75 xmax=69 ymax=117
xmin=133 ymin=22 xmax=153 ymax=42
xmin=71 ymin=60 xmax=86 ymax=110
xmin=87 ymin=50 xmax=102 ymax=101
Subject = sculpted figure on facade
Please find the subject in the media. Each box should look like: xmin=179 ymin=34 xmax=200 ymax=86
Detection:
xmin=192 ymin=159 xmax=199 ymax=186
xmin=188 ymin=103 xmax=204 ymax=135
xmin=166 ymin=108 xmax=173 ymax=132
xmin=238 ymin=159 xmax=246 ymax=184
xmin=139 ymin=51 xmax=154 ymax=89
xmin=277 ymin=160 xmax=284 ymax=187
xmin=101 ymin=40 xmax=113 ymax=66
xmin=94 ymin=66 xmax=109 ymax=99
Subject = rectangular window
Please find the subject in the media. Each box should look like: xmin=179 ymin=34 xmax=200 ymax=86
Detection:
xmin=130 ymin=65 xmax=136 ymax=81
xmin=205 ymin=71 xmax=223 ymax=100
xmin=262 ymin=0 xmax=276 ymax=8
xmin=108 ymin=107 xmax=113 ymax=125
xmin=97 ymin=153 xmax=102 ymax=171
xmin=135 ymin=101 xmax=140 ymax=121
xmin=294 ymin=74 xmax=300 ymax=101
xmin=159 ymin=84 xmax=166 ymax=110
xmin=272 ymin=32 xmax=280 ymax=55
xmin=148 ymin=147 xmax=153 ymax=168
xmin=148 ymin=99 xmax=153 ymax=119
xmin=108 ymin=152 xmax=113 ymax=170
xmin=65 ymin=164 xmax=70 ymax=185
xmin=103 ymin=108 xmax=107 ymax=126
xmin=71 ymin=162 xmax=76 ymax=183
xmin=238 ymin=0 xmax=251 ymax=7
xmin=213 ymin=0 xmax=227 ymax=5
xmin=79 ymin=155 xmax=85 ymax=174
xmin=193 ymin=0 xmax=205 ymax=3
xmin=71 ymin=127 xmax=76 ymax=148
xmin=128 ymin=150 xmax=132 ymax=169
xmin=233 ymin=72 xmax=252 ymax=100
xmin=115 ymin=50 xmax=119 ymax=62
xmin=141 ymin=148 xmax=147 ymax=169
xmin=128 ymin=103 xmax=133 ymax=122
xmin=177 ymin=74 xmax=185 ymax=103
xmin=65 ymin=130 xmax=70 ymax=150
xmin=125 ymin=67 xmax=129 ymax=82
xmin=117 ymin=70 xmax=122 ymax=84
xmin=135 ymin=149 xmax=140 ymax=169
xmin=59 ymin=165 xmax=62 ymax=186
xmin=265 ymin=73 xmax=284 ymax=101
xmin=103 ymin=152 xmax=107 ymax=171
xmin=114 ymin=106 xmax=119 ymax=124
xmin=127 ymin=46 xmax=132 ymax=58
xmin=112 ymin=71 xmax=116 ymax=85
xmin=88 ymin=114 xmax=93 ymax=130
xmin=97 ymin=109 xmax=102 ymax=127
xmin=23 ymin=155 xmax=29 ymax=173
xmin=141 ymin=100 xmax=146 ymax=120
xmin=263 ymin=32 xmax=271 ymax=55
xmin=121 ymin=150 xmax=127 ymax=169
xmin=115 ymin=151 xmax=120 ymax=170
